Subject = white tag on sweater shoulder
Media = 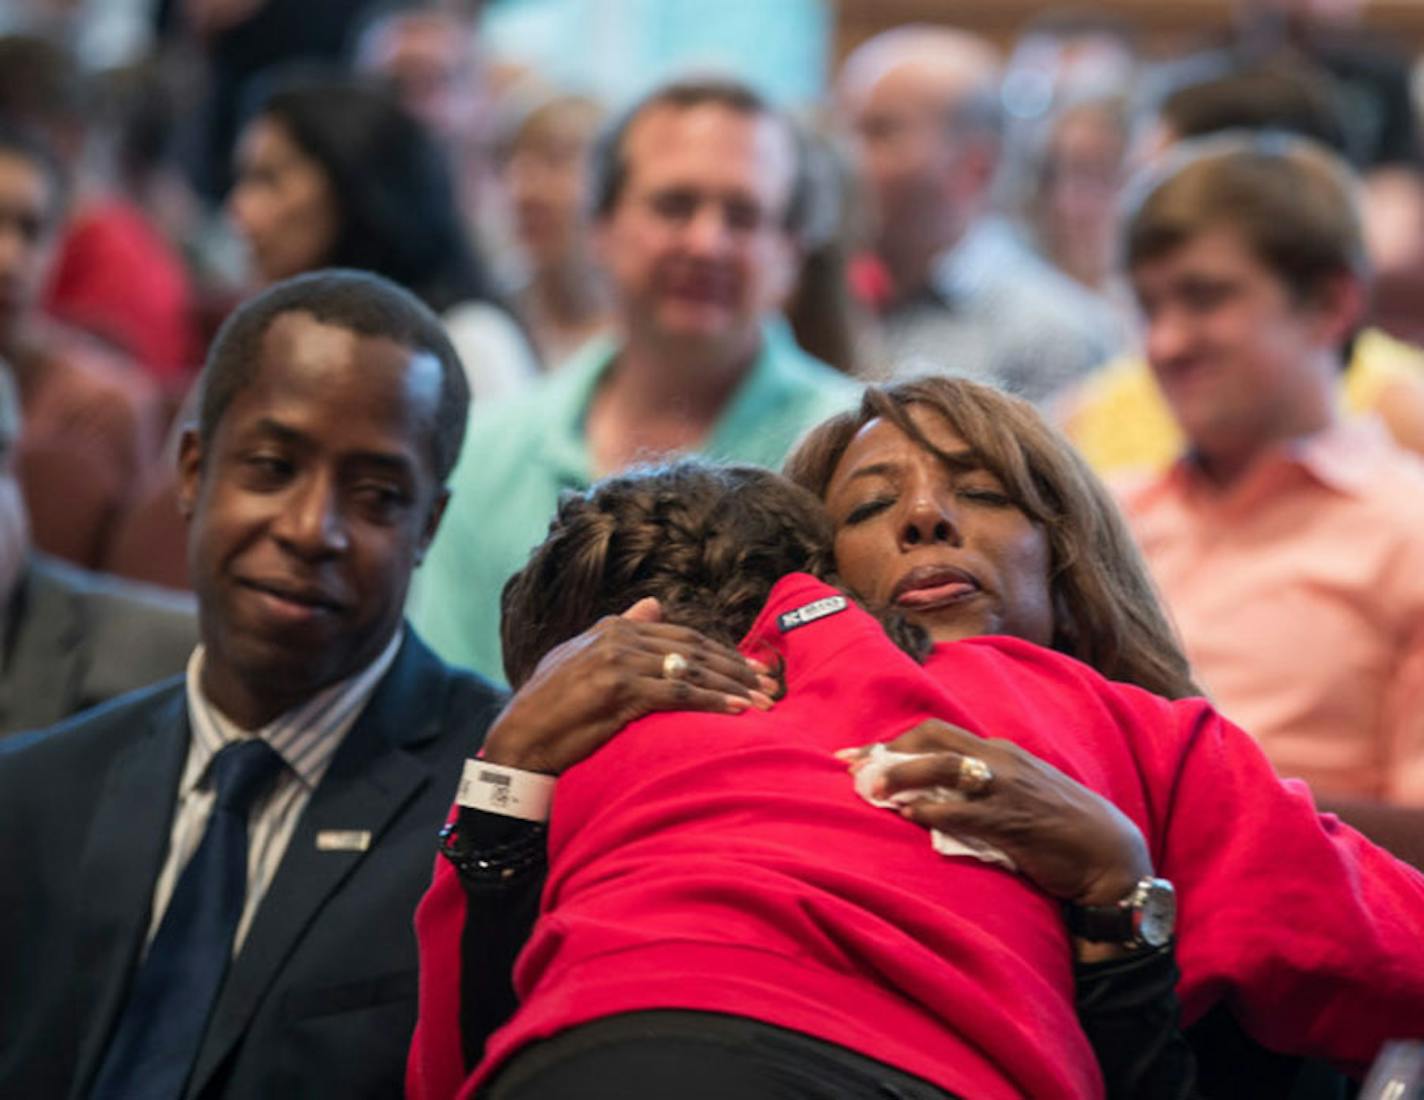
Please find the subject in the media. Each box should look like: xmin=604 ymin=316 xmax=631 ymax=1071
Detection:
xmin=777 ymin=595 xmax=848 ymax=633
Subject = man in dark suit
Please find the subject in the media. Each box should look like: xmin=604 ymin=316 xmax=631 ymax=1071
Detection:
xmin=0 ymin=269 xmax=504 ymax=1098
xmin=0 ymin=364 xmax=198 ymax=735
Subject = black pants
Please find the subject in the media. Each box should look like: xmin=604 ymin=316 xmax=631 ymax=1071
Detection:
xmin=481 ymin=1011 xmax=961 ymax=1100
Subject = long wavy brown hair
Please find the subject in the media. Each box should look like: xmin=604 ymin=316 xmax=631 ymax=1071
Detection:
xmin=784 ymin=377 xmax=1200 ymax=700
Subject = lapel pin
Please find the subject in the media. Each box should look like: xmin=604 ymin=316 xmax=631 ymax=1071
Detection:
xmin=316 ymin=830 xmax=371 ymax=852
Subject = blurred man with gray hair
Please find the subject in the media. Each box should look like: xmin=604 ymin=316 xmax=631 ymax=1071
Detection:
xmin=838 ymin=25 xmax=1122 ymax=404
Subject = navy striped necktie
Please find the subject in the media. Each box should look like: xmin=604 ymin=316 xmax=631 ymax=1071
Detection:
xmin=91 ymin=738 xmax=284 ymax=1100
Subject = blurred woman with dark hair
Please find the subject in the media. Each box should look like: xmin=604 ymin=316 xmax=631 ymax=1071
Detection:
xmin=228 ymin=72 xmax=537 ymax=402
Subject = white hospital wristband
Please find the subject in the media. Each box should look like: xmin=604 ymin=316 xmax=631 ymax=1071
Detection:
xmin=457 ymin=758 xmax=555 ymax=823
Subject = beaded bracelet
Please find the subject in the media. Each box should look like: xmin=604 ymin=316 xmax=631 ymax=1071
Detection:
xmin=438 ymin=819 xmax=548 ymax=887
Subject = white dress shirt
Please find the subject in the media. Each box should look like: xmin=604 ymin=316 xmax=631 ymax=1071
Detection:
xmin=145 ymin=630 xmax=403 ymax=954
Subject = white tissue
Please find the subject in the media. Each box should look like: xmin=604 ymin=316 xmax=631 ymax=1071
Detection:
xmin=851 ymin=744 xmax=1016 ymax=871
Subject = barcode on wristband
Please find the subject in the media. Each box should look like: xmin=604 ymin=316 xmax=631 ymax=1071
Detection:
xmin=457 ymin=758 xmax=555 ymax=822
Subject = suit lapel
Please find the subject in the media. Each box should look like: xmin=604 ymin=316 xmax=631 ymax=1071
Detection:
xmin=186 ymin=635 xmax=449 ymax=1097
xmin=70 ymin=690 xmax=190 ymax=1097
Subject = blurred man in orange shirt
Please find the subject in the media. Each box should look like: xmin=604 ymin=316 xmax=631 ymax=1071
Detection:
xmin=1119 ymin=133 xmax=1424 ymax=866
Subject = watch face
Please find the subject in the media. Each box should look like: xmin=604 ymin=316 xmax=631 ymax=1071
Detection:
xmin=1135 ymin=879 xmax=1177 ymax=947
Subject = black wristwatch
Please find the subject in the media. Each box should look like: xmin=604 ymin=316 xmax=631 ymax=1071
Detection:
xmin=1065 ymin=876 xmax=1176 ymax=949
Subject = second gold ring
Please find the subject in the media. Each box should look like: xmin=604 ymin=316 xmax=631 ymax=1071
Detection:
xmin=957 ymin=754 xmax=994 ymax=797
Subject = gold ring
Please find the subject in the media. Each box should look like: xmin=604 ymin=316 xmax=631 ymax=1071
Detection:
xmin=661 ymin=652 xmax=690 ymax=680
xmin=956 ymin=754 xmax=994 ymax=797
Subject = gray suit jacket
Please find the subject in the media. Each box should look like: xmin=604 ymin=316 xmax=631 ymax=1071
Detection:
xmin=0 ymin=629 xmax=503 ymax=1099
xmin=0 ymin=552 xmax=198 ymax=736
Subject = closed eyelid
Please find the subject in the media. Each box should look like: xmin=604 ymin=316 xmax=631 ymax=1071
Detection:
xmin=841 ymin=494 xmax=895 ymax=525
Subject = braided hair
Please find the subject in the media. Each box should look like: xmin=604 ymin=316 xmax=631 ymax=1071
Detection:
xmin=500 ymin=459 xmax=932 ymax=689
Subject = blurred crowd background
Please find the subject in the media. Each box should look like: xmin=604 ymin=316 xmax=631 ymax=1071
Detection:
xmin=5 ymin=0 xmax=1424 ymax=780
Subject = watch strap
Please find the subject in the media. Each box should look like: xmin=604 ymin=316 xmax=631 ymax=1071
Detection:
xmin=1064 ymin=876 xmax=1176 ymax=949
xmin=1064 ymin=895 xmax=1138 ymax=944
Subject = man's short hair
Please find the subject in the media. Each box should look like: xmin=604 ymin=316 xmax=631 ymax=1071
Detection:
xmin=840 ymin=25 xmax=1004 ymax=145
xmin=1124 ymin=132 xmax=1367 ymax=302
xmin=1155 ymin=58 xmax=1349 ymax=159
xmin=199 ymin=269 xmax=470 ymax=482
xmin=0 ymin=33 xmax=87 ymax=133
xmin=587 ymin=75 xmax=813 ymax=239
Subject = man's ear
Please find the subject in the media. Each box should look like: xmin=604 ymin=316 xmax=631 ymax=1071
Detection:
xmin=176 ymin=429 xmax=204 ymax=521
xmin=943 ymin=132 xmax=999 ymax=209
xmin=590 ymin=211 xmax=616 ymax=273
xmin=768 ymin=232 xmax=804 ymax=312
xmin=1309 ymin=271 xmax=1368 ymax=350
xmin=961 ymin=134 xmax=1000 ymax=196
xmin=414 ymin=487 xmax=450 ymax=566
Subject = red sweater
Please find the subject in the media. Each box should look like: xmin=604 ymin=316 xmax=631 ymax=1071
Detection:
xmin=413 ymin=574 xmax=1424 ymax=1099
xmin=43 ymin=198 xmax=197 ymax=384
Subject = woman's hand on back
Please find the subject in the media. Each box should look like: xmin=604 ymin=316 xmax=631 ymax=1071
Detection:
xmin=480 ymin=597 xmax=776 ymax=776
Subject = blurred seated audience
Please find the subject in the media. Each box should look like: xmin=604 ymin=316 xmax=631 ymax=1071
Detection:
xmin=354 ymin=0 xmax=492 ymax=163
xmin=0 ymin=32 xmax=198 ymax=394
xmin=101 ymin=388 xmax=196 ymax=589
xmin=352 ymin=0 xmax=503 ymax=272
xmin=1000 ymin=8 xmax=1139 ymax=132
xmin=496 ymin=86 xmax=612 ymax=368
xmin=1224 ymin=0 xmax=1419 ymax=170
xmin=998 ymin=10 xmax=1138 ymax=304
xmin=407 ymin=75 xmax=860 ymax=682
xmin=0 ymin=123 xmax=163 ymax=569
xmin=1360 ymin=162 xmax=1424 ymax=349
xmin=1118 ymin=133 xmax=1424 ymax=865
xmin=836 ymin=25 xmax=1122 ymax=406
xmin=0 ymin=363 xmax=194 ymax=737
xmin=1060 ymin=59 xmax=1424 ymax=473
xmin=227 ymin=71 xmax=536 ymax=402
xmin=1137 ymin=55 xmax=1349 ymax=165
xmin=781 ymin=122 xmax=876 ymax=378
xmin=159 ymin=0 xmax=369 ymax=202
xmin=1024 ymin=95 xmax=1131 ymax=299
